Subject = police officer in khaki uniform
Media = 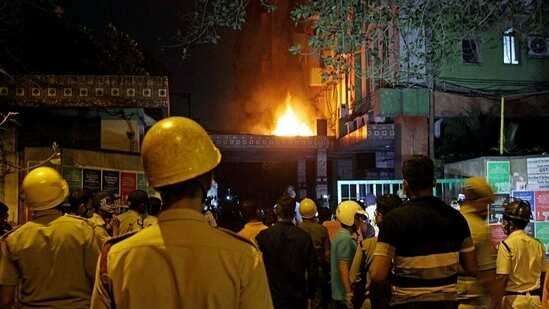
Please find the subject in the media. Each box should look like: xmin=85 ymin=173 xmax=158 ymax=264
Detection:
xmin=90 ymin=116 xmax=273 ymax=309
xmin=494 ymin=200 xmax=547 ymax=309
xmin=0 ymin=167 xmax=103 ymax=308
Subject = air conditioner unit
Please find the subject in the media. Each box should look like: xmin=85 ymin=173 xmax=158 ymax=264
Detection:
xmin=527 ymin=36 xmax=549 ymax=58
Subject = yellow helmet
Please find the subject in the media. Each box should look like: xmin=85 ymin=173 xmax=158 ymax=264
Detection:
xmin=141 ymin=116 xmax=221 ymax=188
xmin=22 ymin=167 xmax=68 ymax=211
xmin=299 ymin=198 xmax=317 ymax=219
xmin=464 ymin=177 xmax=495 ymax=203
xmin=336 ymin=200 xmax=367 ymax=226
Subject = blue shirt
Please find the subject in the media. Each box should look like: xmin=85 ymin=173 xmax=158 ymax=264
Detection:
xmin=330 ymin=228 xmax=356 ymax=300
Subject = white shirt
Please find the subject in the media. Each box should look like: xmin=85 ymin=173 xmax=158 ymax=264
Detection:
xmin=497 ymin=229 xmax=547 ymax=292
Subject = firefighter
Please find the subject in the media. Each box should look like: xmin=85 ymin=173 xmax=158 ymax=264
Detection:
xmin=0 ymin=167 xmax=102 ymax=308
xmin=90 ymin=116 xmax=273 ymax=309
xmin=494 ymin=200 xmax=546 ymax=309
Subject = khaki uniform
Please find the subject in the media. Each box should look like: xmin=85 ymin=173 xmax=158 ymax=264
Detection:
xmin=458 ymin=204 xmax=497 ymax=308
xmin=238 ymin=221 xmax=268 ymax=243
xmin=116 ymin=209 xmax=142 ymax=235
xmin=143 ymin=214 xmax=158 ymax=228
xmin=90 ymin=208 xmax=273 ymax=309
xmin=497 ymin=229 xmax=547 ymax=309
xmin=0 ymin=209 xmax=103 ymax=308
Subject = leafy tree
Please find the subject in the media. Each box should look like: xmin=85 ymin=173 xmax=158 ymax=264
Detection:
xmin=161 ymin=0 xmax=276 ymax=59
xmin=290 ymin=0 xmax=549 ymax=83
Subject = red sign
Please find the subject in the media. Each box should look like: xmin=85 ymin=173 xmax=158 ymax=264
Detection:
xmin=535 ymin=191 xmax=549 ymax=221
xmin=490 ymin=224 xmax=507 ymax=248
xmin=120 ymin=172 xmax=137 ymax=202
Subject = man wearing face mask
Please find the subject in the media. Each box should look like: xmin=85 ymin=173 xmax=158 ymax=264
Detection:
xmin=494 ymin=200 xmax=546 ymax=309
xmin=457 ymin=177 xmax=499 ymax=309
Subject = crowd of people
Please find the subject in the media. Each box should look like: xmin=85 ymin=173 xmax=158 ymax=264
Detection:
xmin=0 ymin=116 xmax=548 ymax=309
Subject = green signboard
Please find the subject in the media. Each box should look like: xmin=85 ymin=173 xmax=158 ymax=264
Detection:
xmin=137 ymin=173 xmax=148 ymax=191
xmin=486 ymin=161 xmax=510 ymax=193
xmin=62 ymin=166 xmax=82 ymax=192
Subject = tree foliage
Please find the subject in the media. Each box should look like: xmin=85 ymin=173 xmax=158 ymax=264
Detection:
xmin=162 ymin=0 xmax=276 ymax=59
xmin=290 ymin=0 xmax=549 ymax=83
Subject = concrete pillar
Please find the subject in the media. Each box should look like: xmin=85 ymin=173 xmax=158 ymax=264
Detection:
xmin=394 ymin=115 xmax=428 ymax=177
xmin=315 ymin=148 xmax=328 ymax=199
xmin=297 ymin=159 xmax=307 ymax=199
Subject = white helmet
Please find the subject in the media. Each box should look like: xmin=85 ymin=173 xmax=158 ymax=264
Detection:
xmin=336 ymin=200 xmax=367 ymax=226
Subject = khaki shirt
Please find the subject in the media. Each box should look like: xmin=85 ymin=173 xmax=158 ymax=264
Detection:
xmin=457 ymin=205 xmax=497 ymax=300
xmin=238 ymin=221 xmax=268 ymax=243
xmin=497 ymin=229 xmax=547 ymax=292
xmin=143 ymin=215 xmax=158 ymax=228
xmin=116 ymin=209 xmax=142 ymax=235
xmin=0 ymin=209 xmax=102 ymax=308
xmin=90 ymin=208 xmax=274 ymax=309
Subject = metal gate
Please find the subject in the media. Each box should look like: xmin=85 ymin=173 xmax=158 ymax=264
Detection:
xmin=337 ymin=179 xmax=465 ymax=204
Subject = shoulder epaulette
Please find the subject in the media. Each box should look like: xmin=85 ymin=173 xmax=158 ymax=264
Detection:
xmin=218 ymin=227 xmax=257 ymax=248
xmin=105 ymin=231 xmax=137 ymax=246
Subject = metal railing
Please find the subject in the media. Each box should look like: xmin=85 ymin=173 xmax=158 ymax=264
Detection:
xmin=337 ymin=178 xmax=465 ymax=204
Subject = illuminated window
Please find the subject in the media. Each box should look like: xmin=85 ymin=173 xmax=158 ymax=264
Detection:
xmin=503 ymin=29 xmax=519 ymax=64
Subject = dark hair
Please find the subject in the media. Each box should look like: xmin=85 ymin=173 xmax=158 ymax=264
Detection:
xmin=69 ymin=188 xmax=93 ymax=213
xmin=318 ymin=207 xmax=333 ymax=222
xmin=0 ymin=202 xmax=8 ymax=214
xmin=127 ymin=190 xmax=149 ymax=213
xmin=276 ymin=195 xmax=295 ymax=219
xmin=240 ymin=199 xmax=260 ymax=222
xmin=158 ymin=179 xmax=202 ymax=208
xmin=376 ymin=194 xmax=402 ymax=216
xmin=402 ymin=155 xmax=434 ymax=192
xmin=94 ymin=191 xmax=115 ymax=210
xmin=148 ymin=197 xmax=162 ymax=216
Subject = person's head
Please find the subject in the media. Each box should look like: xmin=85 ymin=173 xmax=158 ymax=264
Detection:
xmin=275 ymin=195 xmax=296 ymax=221
xmin=94 ymin=191 xmax=116 ymax=218
xmin=141 ymin=117 xmax=221 ymax=211
xmin=402 ymin=155 xmax=435 ymax=198
xmin=318 ymin=207 xmax=333 ymax=223
xmin=375 ymin=194 xmax=402 ymax=226
xmin=285 ymin=185 xmax=297 ymax=199
xmin=463 ymin=177 xmax=495 ymax=218
xmin=240 ymin=199 xmax=261 ymax=222
xmin=336 ymin=200 xmax=367 ymax=230
xmin=0 ymin=202 xmax=8 ymax=221
xmin=299 ymin=198 xmax=317 ymax=220
xmin=22 ymin=166 xmax=69 ymax=211
xmin=148 ymin=197 xmax=162 ymax=216
xmin=69 ymin=188 xmax=95 ymax=218
xmin=502 ymin=199 xmax=531 ymax=235
xmin=127 ymin=190 xmax=149 ymax=214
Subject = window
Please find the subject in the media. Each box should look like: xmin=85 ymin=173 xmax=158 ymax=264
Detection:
xmin=462 ymin=39 xmax=480 ymax=63
xmin=503 ymin=29 xmax=519 ymax=64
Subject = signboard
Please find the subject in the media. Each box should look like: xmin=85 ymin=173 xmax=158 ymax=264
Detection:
xmin=535 ymin=191 xmax=549 ymax=221
xmin=137 ymin=173 xmax=148 ymax=191
xmin=102 ymin=170 xmax=120 ymax=195
xmin=486 ymin=161 xmax=510 ymax=193
xmin=527 ymin=158 xmax=549 ymax=190
xmin=83 ymin=169 xmax=101 ymax=192
xmin=62 ymin=166 xmax=82 ymax=192
xmin=511 ymin=191 xmax=535 ymax=208
xmin=536 ymin=222 xmax=549 ymax=256
xmin=120 ymin=172 xmax=137 ymax=201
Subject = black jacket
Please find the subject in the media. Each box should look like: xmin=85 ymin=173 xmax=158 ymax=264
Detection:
xmin=256 ymin=221 xmax=318 ymax=308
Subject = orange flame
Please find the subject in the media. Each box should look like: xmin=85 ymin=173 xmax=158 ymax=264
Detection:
xmin=273 ymin=96 xmax=314 ymax=136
